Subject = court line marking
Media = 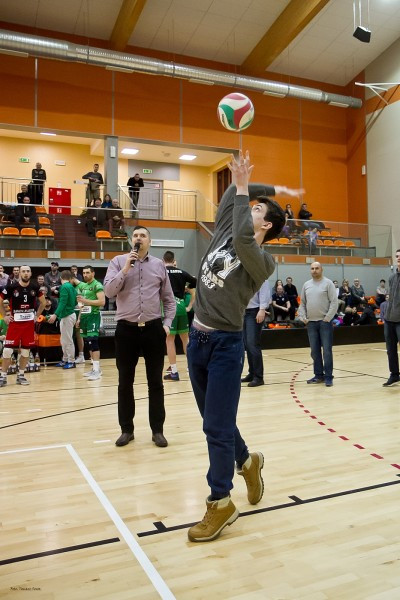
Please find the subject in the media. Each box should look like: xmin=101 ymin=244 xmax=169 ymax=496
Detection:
xmin=0 ymin=443 xmax=175 ymax=600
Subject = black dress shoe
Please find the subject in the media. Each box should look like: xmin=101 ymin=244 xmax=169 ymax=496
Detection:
xmin=241 ymin=374 xmax=252 ymax=383
xmin=152 ymin=433 xmax=168 ymax=447
xmin=248 ymin=379 xmax=264 ymax=388
xmin=115 ymin=432 xmax=134 ymax=447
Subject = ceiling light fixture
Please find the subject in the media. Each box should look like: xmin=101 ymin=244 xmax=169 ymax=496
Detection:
xmin=121 ymin=148 xmax=139 ymax=155
xmin=353 ymin=0 xmax=371 ymax=43
xmin=179 ymin=154 xmax=197 ymax=161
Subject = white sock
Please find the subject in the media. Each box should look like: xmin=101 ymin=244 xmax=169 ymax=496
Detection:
xmin=79 ymin=352 xmax=84 ymax=357
xmin=171 ymin=364 xmax=178 ymax=374
xmin=92 ymin=361 xmax=100 ymax=372
xmin=19 ymin=370 xmax=25 ymax=376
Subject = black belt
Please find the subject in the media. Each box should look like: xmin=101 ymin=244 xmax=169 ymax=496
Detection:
xmin=119 ymin=318 xmax=161 ymax=328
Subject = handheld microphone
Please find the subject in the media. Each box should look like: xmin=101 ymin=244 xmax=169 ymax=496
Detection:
xmin=130 ymin=242 xmax=141 ymax=266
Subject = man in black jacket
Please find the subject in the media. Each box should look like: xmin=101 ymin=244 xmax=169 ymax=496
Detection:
xmin=127 ymin=173 xmax=144 ymax=210
xmin=15 ymin=196 xmax=39 ymax=230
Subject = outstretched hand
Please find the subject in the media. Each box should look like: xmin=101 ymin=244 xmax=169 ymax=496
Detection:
xmin=274 ymin=186 xmax=305 ymax=198
xmin=228 ymin=150 xmax=254 ymax=195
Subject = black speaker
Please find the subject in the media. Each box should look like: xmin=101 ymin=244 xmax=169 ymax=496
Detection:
xmin=353 ymin=26 xmax=371 ymax=43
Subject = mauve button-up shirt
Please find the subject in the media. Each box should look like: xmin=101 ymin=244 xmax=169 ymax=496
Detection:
xmin=103 ymin=253 xmax=176 ymax=327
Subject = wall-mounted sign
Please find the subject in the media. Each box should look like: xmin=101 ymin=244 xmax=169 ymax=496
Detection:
xmin=19 ymin=157 xmax=30 ymax=163
xmin=55 ymin=160 xmax=66 ymax=166
xmin=143 ymin=169 xmax=152 ymax=174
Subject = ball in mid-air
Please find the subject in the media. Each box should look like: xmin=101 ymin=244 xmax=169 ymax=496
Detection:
xmin=217 ymin=93 xmax=254 ymax=132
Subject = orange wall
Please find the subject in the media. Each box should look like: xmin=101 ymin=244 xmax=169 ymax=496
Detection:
xmin=0 ymin=46 xmax=365 ymax=222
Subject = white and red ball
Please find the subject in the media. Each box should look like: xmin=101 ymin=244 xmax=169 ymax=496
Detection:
xmin=217 ymin=93 xmax=254 ymax=132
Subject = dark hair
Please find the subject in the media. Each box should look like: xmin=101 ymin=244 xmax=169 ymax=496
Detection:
xmin=163 ymin=251 xmax=175 ymax=263
xmin=61 ymin=270 xmax=72 ymax=280
xmin=94 ymin=163 xmax=99 ymax=167
xmin=132 ymin=225 xmax=150 ymax=235
xmin=82 ymin=265 xmax=95 ymax=272
xmin=256 ymin=196 xmax=286 ymax=243
xmin=380 ymin=279 xmax=385 ymax=283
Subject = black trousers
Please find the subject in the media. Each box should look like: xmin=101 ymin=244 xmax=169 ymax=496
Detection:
xmin=115 ymin=319 xmax=166 ymax=434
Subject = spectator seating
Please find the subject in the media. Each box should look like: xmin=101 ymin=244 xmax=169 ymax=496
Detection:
xmin=39 ymin=217 xmax=50 ymax=225
xmin=38 ymin=228 xmax=54 ymax=238
xmin=21 ymin=228 xmax=37 ymax=236
xmin=3 ymin=227 xmax=19 ymax=236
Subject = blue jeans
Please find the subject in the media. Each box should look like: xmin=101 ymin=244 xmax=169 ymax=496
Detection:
xmin=384 ymin=320 xmax=400 ymax=376
xmin=307 ymin=320 xmax=334 ymax=378
xmin=243 ymin=308 xmax=264 ymax=381
xmin=187 ymin=328 xmax=249 ymax=499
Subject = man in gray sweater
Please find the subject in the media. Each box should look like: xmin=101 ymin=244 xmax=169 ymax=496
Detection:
xmin=383 ymin=249 xmax=400 ymax=387
xmin=298 ymin=262 xmax=338 ymax=387
xmin=187 ymin=150 xmax=303 ymax=543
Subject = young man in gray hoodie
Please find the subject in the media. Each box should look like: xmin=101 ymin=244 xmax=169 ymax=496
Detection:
xmin=187 ymin=150 xmax=303 ymax=542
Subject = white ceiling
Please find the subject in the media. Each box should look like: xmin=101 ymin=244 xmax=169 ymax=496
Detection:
xmin=1 ymin=0 xmax=400 ymax=86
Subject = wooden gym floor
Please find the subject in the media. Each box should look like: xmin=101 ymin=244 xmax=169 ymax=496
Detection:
xmin=1 ymin=342 xmax=400 ymax=600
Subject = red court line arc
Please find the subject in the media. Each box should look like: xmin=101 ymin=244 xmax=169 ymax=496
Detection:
xmin=339 ymin=436 xmax=349 ymax=441
xmin=354 ymin=444 xmax=365 ymax=449
xmin=370 ymin=453 xmax=384 ymax=460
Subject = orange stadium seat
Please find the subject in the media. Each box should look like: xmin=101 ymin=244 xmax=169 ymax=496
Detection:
xmin=39 ymin=216 xmax=50 ymax=225
xmin=38 ymin=228 xmax=54 ymax=237
xmin=316 ymin=239 xmax=323 ymax=246
xmin=320 ymin=230 xmax=329 ymax=236
xmin=323 ymin=239 xmax=333 ymax=246
xmin=96 ymin=230 xmax=112 ymax=239
xmin=344 ymin=240 xmax=356 ymax=247
xmin=3 ymin=227 xmax=19 ymax=236
xmin=333 ymin=239 xmax=345 ymax=246
xmin=278 ymin=237 xmax=290 ymax=244
xmin=21 ymin=228 xmax=37 ymax=236
xmin=35 ymin=206 xmax=47 ymax=214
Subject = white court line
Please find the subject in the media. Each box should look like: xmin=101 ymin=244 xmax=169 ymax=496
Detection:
xmin=27 ymin=408 xmax=43 ymax=413
xmin=0 ymin=443 xmax=175 ymax=600
xmin=370 ymin=348 xmax=386 ymax=352
xmin=93 ymin=439 xmax=112 ymax=444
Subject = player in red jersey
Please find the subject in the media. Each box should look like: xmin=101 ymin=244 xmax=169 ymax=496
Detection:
xmin=0 ymin=265 xmax=46 ymax=386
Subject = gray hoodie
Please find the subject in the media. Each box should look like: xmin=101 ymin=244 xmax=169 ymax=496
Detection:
xmin=194 ymin=183 xmax=276 ymax=331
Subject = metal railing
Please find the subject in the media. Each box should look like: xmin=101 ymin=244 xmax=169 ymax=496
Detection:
xmin=0 ymin=176 xmax=46 ymax=205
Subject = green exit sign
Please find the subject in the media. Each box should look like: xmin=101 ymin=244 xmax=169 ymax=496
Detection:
xmin=19 ymin=157 xmax=30 ymax=163
xmin=143 ymin=169 xmax=152 ymax=174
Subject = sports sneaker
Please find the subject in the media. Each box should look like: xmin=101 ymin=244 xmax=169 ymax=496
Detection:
xmin=55 ymin=361 xmax=66 ymax=368
xmin=16 ymin=374 xmax=30 ymax=386
xmin=75 ymin=355 xmax=85 ymax=364
xmin=307 ymin=376 xmax=325 ymax=384
xmin=383 ymin=375 xmax=400 ymax=387
xmin=164 ymin=372 xmax=179 ymax=381
xmin=63 ymin=362 xmax=76 ymax=369
xmin=0 ymin=375 xmax=7 ymax=388
xmin=165 ymin=365 xmax=172 ymax=373
xmin=237 ymin=452 xmax=264 ymax=505
xmin=88 ymin=370 xmax=102 ymax=381
xmin=188 ymin=496 xmax=239 ymax=543
xmin=84 ymin=369 xmax=94 ymax=377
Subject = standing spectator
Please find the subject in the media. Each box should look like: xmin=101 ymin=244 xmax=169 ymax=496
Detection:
xmin=333 ymin=280 xmax=346 ymax=313
xmin=101 ymin=194 xmax=113 ymax=209
xmin=127 ymin=173 xmax=144 ymax=210
xmin=272 ymin=284 xmax=290 ymax=321
xmin=36 ymin=274 xmax=51 ymax=297
xmin=162 ymin=251 xmax=196 ymax=381
xmin=0 ymin=265 xmax=9 ymax=290
xmin=48 ymin=270 xmax=77 ymax=369
xmin=186 ymin=150 xmax=301 ymax=543
xmin=307 ymin=226 xmax=318 ymax=254
xmin=103 ymin=226 xmax=175 ymax=448
xmin=241 ymin=279 xmax=271 ymax=387
xmin=82 ymin=163 xmax=103 ymax=206
xmin=16 ymin=184 xmax=31 ymax=204
xmin=298 ymin=203 xmax=312 ymax=221
xmin=380 ymin=294 xmax=389 ymax=322
xmin=70 ymin=265 xmax=82 ymax=282
xmin=383 ymin=249 xmax=400 ymax=387
xmin=351 ymin=278 xmax=367 ymax=308
xmin=31 ymin=162 xmax=46 ymax=204
xmin=76 ymin=266 xmax=105 ymax=380
xmin=107 ymin=199 xmax=125 ymax=234
xmin=272 ymin=279 xmax=283 ymax=294
xmin=376 ymin=279 xmax=387 ymax=306
xmin=284 ymin=276 xmax=299 ymax=320
xmin=9 ymin=266 xmax=20 ymax=284
xmin=284 ymin=203 xmax=295 ymax=233
xmin=298 ymin=262 xmax=337 ymax=387
xmin=15 ymin=196 xmax=39 ymax=231
xmin=339 ymin=279 xmax=352 ymax=307
xmin=284 ymin=203 xmax=295 ymax=219
xmin=85 ymin=198 xmax=107 ymax=237
xmin=44 ymin=262 xmax=61 ymax=300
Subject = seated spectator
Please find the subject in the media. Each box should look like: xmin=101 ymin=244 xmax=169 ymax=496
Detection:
xmin=272 ymin=284 xmax=290 ymax=321
xmin=107 ymin=198 xmax=125 ymax=234
xmin=284 ymin=276 xmax=298 ymax=320
xmin=0 ymin=265 xmax=9 ymax=290
xmin=36 ymin=274 xmax=51 ymax=297
xmin=376 ymin=279 xmax=387 ymax=306
xmin=339 ymin=279 xmax=352 ymax=307
xmin=354 ymin=304 xmax=377 ymax=326
xmin=42 ymin=296 xmax=57 ymax=317
xmin=342 ymin=306 xmax=358 ymax=326
xmin=351 ymin=278 xmax=367 ymax=308
xmin=85 ymin=198 xmax=107 ymax=237
xmin=333 ymin=280 xmax=346 ymax=313
xmin=15 ymin=196 xmax=39 ymax=230
xmin=380 ymin=294 xmax=389 ymax=322
xmin=101 ymin=193 xmax=113 ymax=209
xmin=70 ymin=265 xmax=83 ymax=282
xmin=16 ymin=184 xmax=31 ymax=204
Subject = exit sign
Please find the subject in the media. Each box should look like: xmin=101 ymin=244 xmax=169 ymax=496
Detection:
xmin=19 ymin=157 xmax=30 ymax=163
xmin=143 ymin=169 xmax=152 ymax=174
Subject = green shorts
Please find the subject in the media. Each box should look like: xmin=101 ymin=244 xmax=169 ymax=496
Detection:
xmin=80 ymin=312 xmax=101 ymax=338
xmin=170 ymin=298 xmax=189 ymax=335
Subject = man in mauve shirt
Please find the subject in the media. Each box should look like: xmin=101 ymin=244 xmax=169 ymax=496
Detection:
xmin=103 ymin=225 xmax=175 ymax=448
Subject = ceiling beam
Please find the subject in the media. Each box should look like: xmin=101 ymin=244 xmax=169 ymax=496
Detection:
xmin=110 ymin=0 xmax=148 ymax=51
xmin=241 ymin=0 xmax=330 ymax=73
